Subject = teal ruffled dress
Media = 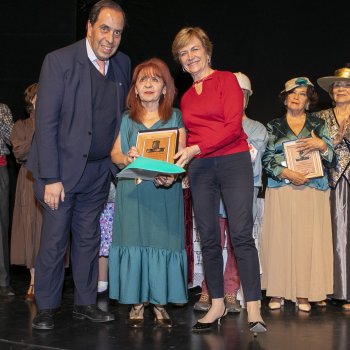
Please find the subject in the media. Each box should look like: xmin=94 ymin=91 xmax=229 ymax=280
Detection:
xmin=109 ymin=108 xmax=188 ymax=305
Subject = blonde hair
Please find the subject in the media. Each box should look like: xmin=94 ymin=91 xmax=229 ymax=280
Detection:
xmin=172 ymin=27 xmax=213 ymax=63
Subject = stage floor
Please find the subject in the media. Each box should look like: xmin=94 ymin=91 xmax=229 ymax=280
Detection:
xmin=1 ymin=266 xmax=349 ymax=350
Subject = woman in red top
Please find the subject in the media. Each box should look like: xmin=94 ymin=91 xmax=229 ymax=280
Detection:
xmin=172 ymin=27 xmax=265 ymax=334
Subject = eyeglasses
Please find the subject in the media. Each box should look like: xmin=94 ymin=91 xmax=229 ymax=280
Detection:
xmin=333 ymin=81 xmax=350 ymax=89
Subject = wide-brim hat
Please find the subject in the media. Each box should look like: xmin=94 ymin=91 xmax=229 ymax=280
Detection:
xmin=317 ymin=66 xmax=350 ymax=92
xmin=281 ymin=77 xmax=314 ymax=93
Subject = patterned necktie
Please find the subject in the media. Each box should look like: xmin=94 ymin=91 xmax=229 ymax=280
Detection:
xmin=96 ymin=59 xmax=106 ymax=76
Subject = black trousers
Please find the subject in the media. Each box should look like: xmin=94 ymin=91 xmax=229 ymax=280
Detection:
xmin=33 ymin=159 xmax=111 ymax=309
xmin=188 ymin=152 xmax=261 ymax=301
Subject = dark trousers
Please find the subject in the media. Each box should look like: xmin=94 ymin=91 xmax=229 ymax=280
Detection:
xmin=0 ymin=166 xmax=10 ymax=286
xmin=188 ymin=152 xmax=261 ymax=301
xmin=33 ymin=159 xmax=111 ymax=309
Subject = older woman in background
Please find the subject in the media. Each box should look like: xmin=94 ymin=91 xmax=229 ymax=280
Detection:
xmin=261 ymin=77 xmax=335 ymax=312
xmin=172 ymin=27 xmax=265 ymax=334
xmin=10 ymin=83 xmax=42 ymax=302
xmin=316 ymin=65 xmax=350 ymax=309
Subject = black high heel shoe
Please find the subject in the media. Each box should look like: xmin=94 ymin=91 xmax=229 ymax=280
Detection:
xmin=249 ymin=321 xmax=267 ymax=336
xmin=153 ymin=305 xmax=172 ymax=328
xmin=192 ymin=308 xmax=227 ymax=332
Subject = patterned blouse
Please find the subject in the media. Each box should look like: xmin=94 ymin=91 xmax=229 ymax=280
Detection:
xmin=0 ymin=103 xmax=14 ymax=156
xmin=316 ymin=108 xmax=350 ymax=189
xmin=263 ymin=113 xmax=335 ymax=191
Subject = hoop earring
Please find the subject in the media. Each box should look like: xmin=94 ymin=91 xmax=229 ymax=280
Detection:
xmin=182 ymin=66 xmax=186 ymax=73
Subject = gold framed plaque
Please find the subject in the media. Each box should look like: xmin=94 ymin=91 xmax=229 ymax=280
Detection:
xmin=136 ymin=128 xmax=179 ymax=163
xmin=283 ymin=139 xmax=324 ymax=179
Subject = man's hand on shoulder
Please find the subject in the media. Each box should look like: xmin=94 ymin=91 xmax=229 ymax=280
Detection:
xmin=44 ymin=182 xmax=65 ymax=210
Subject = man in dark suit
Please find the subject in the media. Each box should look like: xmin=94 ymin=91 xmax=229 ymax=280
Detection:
xmin=27 ymin=0 xmax=131 ymax=330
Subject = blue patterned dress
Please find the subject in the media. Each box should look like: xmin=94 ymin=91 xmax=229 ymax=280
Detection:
xmin=99 ymin=181 xmax=116 ymax=256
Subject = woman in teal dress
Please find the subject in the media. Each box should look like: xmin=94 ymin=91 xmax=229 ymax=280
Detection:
xmin=109 ymin=58 xmax=188 ymax=328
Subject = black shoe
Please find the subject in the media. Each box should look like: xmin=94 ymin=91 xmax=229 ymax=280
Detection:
xmin=32 ymin=309 xmax=56 ymax=330
xmin=249 ymin=321 xmax=267 ymax=336
xmin=192 ymin=308 xmax=227 ymax=332
xmin=0 ymin=286 xmax=15 ymax=296
xmin=73 ymin=304 xmax=115 ymax=322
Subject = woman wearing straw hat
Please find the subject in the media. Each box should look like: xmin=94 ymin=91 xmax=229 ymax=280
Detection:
xmin=260 ymin=77 xmax=335 ymax=312
xmin=316 ymin=65 xmax=350 ymax=310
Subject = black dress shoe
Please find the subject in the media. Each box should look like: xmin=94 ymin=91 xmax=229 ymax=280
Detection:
xmin=192 ymin=308 xmax=227 ymax=332
xmin=32 ymin=309 xmax=56 ymax=330
xmin=0 ymin=286 xmax=15 ymax=296
xmin=73 ymin=304 xmax=115 ymax=322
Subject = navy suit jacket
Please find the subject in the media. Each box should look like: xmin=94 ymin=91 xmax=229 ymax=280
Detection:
xmin=27 ymin=39 xmax=131 ymax=192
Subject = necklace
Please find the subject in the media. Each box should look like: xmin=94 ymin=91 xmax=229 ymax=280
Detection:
xmin=193 ymin=77 xmax=206 ymax=85
xmin=192 ymin=70 xmax=215 ymax=86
